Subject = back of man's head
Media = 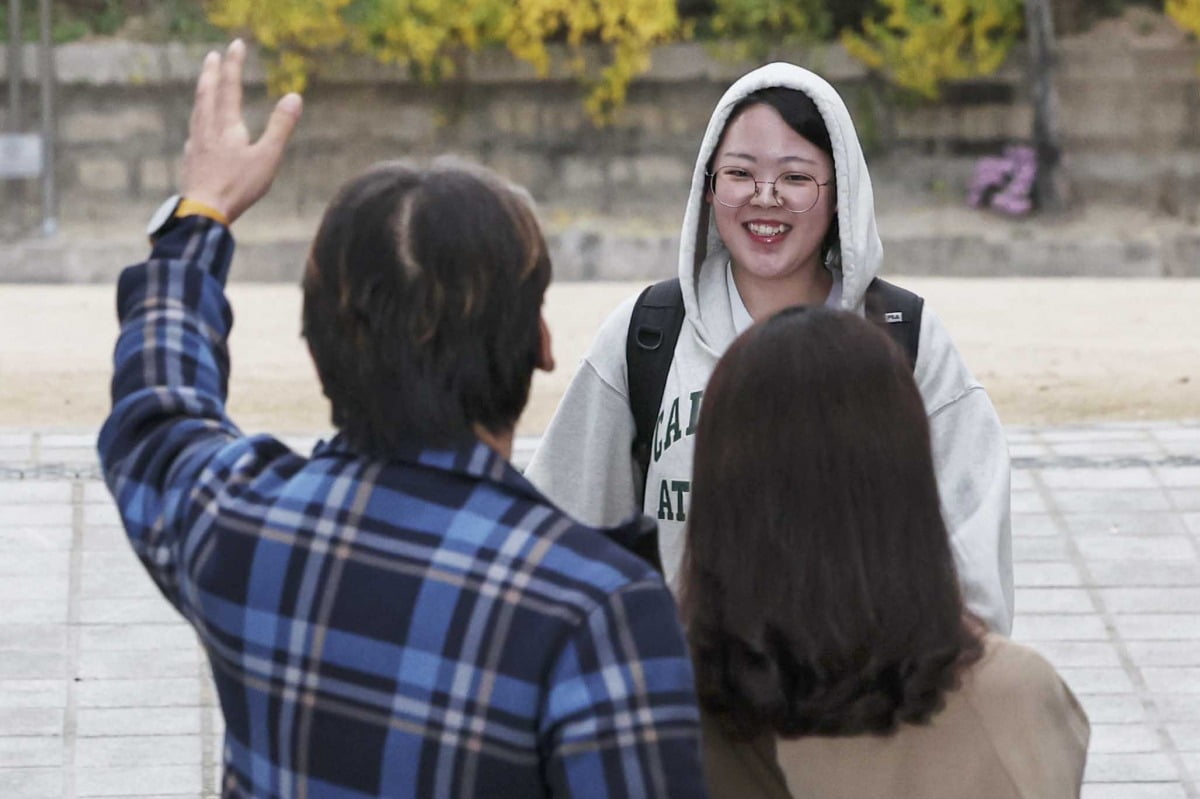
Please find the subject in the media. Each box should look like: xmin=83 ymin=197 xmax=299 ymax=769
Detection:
xmin=302 ymin=159 xmax=551 ymax=454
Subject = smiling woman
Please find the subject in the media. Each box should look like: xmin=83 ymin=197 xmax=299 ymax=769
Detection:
xmin=525 ymin=62 xmax=1017 ymax=640
xmin=705 ymin=94 xmax=838 ymax=315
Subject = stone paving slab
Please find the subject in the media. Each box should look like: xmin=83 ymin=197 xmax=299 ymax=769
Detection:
xmin=0 ymin=423 xmax=1198 ymax=797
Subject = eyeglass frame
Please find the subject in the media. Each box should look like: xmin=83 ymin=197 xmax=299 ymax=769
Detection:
xmin=706 ymin=166 xmax=833 ymax=214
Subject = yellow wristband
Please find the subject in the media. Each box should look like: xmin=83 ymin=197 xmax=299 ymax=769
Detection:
xmin=174 ymin=198 xmax=229 ymax=227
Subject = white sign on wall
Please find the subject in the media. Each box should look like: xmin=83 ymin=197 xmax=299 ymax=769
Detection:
xmin=0 ymin=133 xmax=43 ymax=179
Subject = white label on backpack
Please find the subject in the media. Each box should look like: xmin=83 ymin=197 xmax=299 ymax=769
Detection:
xmin=885 ymin=312 xmax=904 ymax=323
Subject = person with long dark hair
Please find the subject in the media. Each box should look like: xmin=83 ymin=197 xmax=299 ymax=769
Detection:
xmin=683 ymin=306 xmax=1088 ymax=798
xmin=526 ymin=63 xmax=1014 ymax=636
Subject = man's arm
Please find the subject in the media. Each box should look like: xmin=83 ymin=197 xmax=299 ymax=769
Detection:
xmin=541 ymin=579 xmax=708 ymax=798
xmin=97 ymin=40 xmax=302 ymax=601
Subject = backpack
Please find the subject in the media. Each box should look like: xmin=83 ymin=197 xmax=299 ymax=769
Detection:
xmin=625 ymin=276 xmax=924 ymax=510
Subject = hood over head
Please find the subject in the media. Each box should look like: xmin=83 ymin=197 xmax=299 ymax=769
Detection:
xmin=678 ymin=62 xmax=882 ymax=338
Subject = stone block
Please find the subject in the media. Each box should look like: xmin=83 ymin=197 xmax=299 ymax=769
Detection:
xmin=77 ymin=678 xmax=201 ymax=709
xmin=1011 ymin=613 xmax=1108 ymax=641
xmin=0 ymin=650 xmax=68 ymax=680
xmin=1014 ymin=562 xmax=1083 ymax=587
xmin=0 ymin=738 xmax=61 ymax=769
xmin=76 ymin=647 xmax=200 ymax=681
xmin=138 ymin=158 xmax=175 ymax=195
xmin=954 ymin=104 xmax=1012 ymax=141
xmin=1060 ymin=82 xmax=1142 ymax=140
xmin=1114 ymin=614 xmax=1200 ymax=640
xmin=1011 ymin=490 xmax=1048 ymax=514
xmin=1087 ymin=723 xmax=1163 ymax=755
xmin=1012 ymin=513 xmax=1064 ymax=538
xmin=1126 ymin=641 xmax=1200 ymax=667
xmin=1162 ymin=233 xmax=1200 ymax=277
xmin=228 ymin=240 xmax=310 ymax=283
xmin=1076 ymin=694 xmax=1148 ymax=724
xmin=0 ymin=503 xmax=73 ymax=527
xmin=0 ymin=575 xmax=67 ymax=601
xmin=880 ymin=235 xmax=1009 ymax=277
xmin=62 ymin=108 xmax=162 ymax=145
xmin=560 ymin=157 xmax=607 ymax=193
xmin=1142 ymin=668 xmax=1200 ymax=694
xmin=0 ymin=680 xmax=66 ymax=709
xmin=0 ymin=481 xmax=72 ymax=503
xmin=540 ymin=103 xmax=587 ymax=136
xmin=487 ymin=151 xmax=551 ymax=194
xmin=1057 ymin=666 xmax=1136 ymax=694
xmin=1058 ymin=41 xmax=1136 ymax=80
xmin=1085 ymin=753 xmax=1182 ymax=783
xmin=76 ymin=707 xmax=204 ymax=737
xmin=1006 ymin=237 xmax=1160 ymax=278
xmin=1040 ymin=467 xmax=1159 ymax=489
xmin=488 ymin=101 xmax=541 ymax=138
xmin=1029 ymin=640 xmax=1122 ymax=668
xmin=1168 ymin=723 xmax=1200 ymax=752
xmin=1061 ymin=513 xmax=1187 ymax=538
xmin=0 ymin=624 xmax=68 ymax=653
xmin=1089 ymin=561 xmax=1200 ymax=588
xmin=1018 ymin=588 xmax=1095 ymax=614
xmin=74 ymin=735 xmax=202 ymax=768
xmin=1133 ymin=45 xmax=1200 ymax=82
xmin=307 ymin=91 xmax=439 ymax=144
xmin=76 ymin=157 xmax=130 ymax=193
xmin=1014 ymin=536 xmax=1070 ymax=562
xmin=0 ymin=767 xmax=62 ymax=797
xmin=0 ymin=707 xmax=62 ymax=736
xmin=1051 ymin=489 xmax=1171 ymax=514
xmin=74 ymin=763 xmax=204 ymax=796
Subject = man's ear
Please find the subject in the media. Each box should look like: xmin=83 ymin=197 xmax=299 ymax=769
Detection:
xmin=536 ymin=314 xmax=555 ymax=372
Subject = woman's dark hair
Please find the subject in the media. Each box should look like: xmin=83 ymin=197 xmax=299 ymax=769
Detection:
xmin=680 ymin=306 xmax=982 ymax=739
xmin=302 ymin=159 xmax=551 ymax=454
xmin=711 ymin=87 xmax=840 ymax=266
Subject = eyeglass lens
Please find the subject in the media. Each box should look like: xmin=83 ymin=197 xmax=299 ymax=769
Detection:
xmin=711 ymin=167 xmax=821 ymax=213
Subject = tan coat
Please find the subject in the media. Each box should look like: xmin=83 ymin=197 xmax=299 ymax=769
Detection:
xmin=702 ymin=635 xmax=1089 ymax=799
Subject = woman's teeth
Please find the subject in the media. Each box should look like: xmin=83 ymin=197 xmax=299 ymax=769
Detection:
xmin=747 ymin=222 xmax=790 ymax=237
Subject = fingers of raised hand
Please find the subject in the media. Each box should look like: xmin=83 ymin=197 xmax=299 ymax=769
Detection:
xmin=255 ymin=94 xmax=304 ymax=165
xmin=189 ymin=50 xmax=220 ymax=141
xmin=216 ymin=40 xmax=246 ymax=132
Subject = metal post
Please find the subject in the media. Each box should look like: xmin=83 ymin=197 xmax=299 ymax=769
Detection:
xmin=1024 ymin=0 xmax=1063 ymax=213
xmin=7 ymin=0 xmax=21 ymax=131
xmin=38 ymin=0 xmax=55 ymax=234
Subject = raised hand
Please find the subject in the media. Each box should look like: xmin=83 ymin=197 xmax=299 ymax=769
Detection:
xmin=181 ymin=40 xmax=303 ymax=225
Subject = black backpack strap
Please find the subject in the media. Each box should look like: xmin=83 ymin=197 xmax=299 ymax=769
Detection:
xmin=864 ymin=277 xmax=924 ymax=369
xmin=626 ymin=277 xmax=685 ymax=501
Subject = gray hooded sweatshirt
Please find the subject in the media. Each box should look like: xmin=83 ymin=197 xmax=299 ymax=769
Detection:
xmin=526 ymin=63 xmax=1014 ymax=634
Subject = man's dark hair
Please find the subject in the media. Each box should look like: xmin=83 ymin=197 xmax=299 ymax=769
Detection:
xmin=302 ymin=159 xmax=551 ymax=453
xmin=680 ymin=306 xmax=982 ymax=740
xmin=711 ymin=87 xmax=840 ymax=266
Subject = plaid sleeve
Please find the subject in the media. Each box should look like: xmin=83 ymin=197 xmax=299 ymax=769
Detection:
xmin=541 ymin=578 xmax=708 ymax=798
xmin=96 ymin=217 xmax=244 ymax=604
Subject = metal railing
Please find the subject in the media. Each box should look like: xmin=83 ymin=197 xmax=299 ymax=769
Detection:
xmin=2 ymin=0 xmax=56 ymax=236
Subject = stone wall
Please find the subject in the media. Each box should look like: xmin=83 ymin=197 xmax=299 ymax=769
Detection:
xmin=0 ymin=20 xmax=1199 ymax=232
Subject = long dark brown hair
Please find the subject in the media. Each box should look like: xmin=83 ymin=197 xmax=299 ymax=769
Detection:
xmin=680 ymin=306 xmax=982 ymax=739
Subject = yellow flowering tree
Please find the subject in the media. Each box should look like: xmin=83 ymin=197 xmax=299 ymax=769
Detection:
xmin=707 ymin=0 xmax=830 ymax=60
xmin=841 ymin=0 xmax=1023 ymax=99
xmin=1167 ymin=0 xmax=1200 ymax=40
xmin=204 ymin=0 xmax=678 ymax=123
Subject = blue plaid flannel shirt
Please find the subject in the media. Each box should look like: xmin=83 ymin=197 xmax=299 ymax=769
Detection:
xmin=98 ymin=217 xmax=707 ymax=798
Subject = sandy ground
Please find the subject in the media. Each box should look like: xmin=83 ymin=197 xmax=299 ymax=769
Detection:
xmin=4 ymin=277 xmax=1200 ymax=437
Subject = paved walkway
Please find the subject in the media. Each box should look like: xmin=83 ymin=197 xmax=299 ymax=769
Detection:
xmin=1 ymin=423 xmax=1199 ymax=798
